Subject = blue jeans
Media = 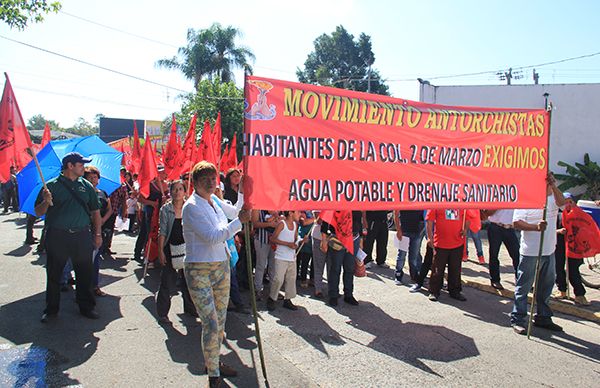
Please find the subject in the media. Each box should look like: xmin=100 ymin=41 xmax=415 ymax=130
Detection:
xmin=510 ymin=254 xmax=556 ymax=326
xmin=466 ymin=230 xmax=483 ymax=257
xmin=61 ymin=259 xmax=73 ymax=285
xmin=327 ymin=237 xmax=359 ymax=298
xmin=395 ymin=230 xmax=424 ymax=281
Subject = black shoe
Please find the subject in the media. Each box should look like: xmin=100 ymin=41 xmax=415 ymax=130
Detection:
xmin=25 ymin=238 xmax=38 ymax=245
xmin=428 ymin=293 xmax=439 ymax=302
xmin=266 ymin=297 xmax=276 ymax=311
xmin=184 ymin=309 xmax=199 ymax=318
xmin=450 ymin=293 xmax=467 ymax=301
xmin=343 ymin=295 xmax=359 ymax=306
xmin=80 ymin=309 xmax=100 ymax=319
xmin=534 ymin=320 xmax=563 ymax=332
xmin=283 ymin=299 xmax=298 ymax=310
xmin=328 ymin=297 xmax=338 ymax=307
xmin=60 ymin=284 xmax=72 ymax=292
xmin=491 ymin=281 xmax=504 ymax=290
xmin=40 ymin=312 xmax=57 ymax=323
xmin=234 ymin=304 xmax=251 ymax=314
xmin=208 ymin=376 xmax=221 ymax=388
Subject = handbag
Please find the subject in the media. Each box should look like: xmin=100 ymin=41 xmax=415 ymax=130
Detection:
xmin=169 ymin=243 xmax=186 ymax=270
xmin=326 ymin=235 xmax=344 ymax=251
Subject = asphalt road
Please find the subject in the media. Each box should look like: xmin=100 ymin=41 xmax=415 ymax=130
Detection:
xmin=0 ymin=211 xmax=598 ymax=387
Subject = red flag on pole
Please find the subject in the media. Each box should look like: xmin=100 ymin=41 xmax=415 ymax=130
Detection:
xmin=41 ymin=122 xmax=51 ymax=148
xmin=212 ymin=112 xmax=222 ymax=169
xmin=138 ymin=134 xmax=158 ymax=198
xmin=319 ymin=210 xmax=354 ymax=253
xmin=163 ymin=114 xmax=179 ymax=174
xmin=169 ymin=113 xmax=197 ymax=180
xmin=0 ymin=73 xmax=33 ymax=182
xmin=131 ymin=121 xmax=142 ymax=174
xmin=198 ymin=120 xmax=217 ymax=166
xmin=227 ymin=133 xmax=238 ymax=170
xmin=563 ymin=204 xmax=600 ymax=258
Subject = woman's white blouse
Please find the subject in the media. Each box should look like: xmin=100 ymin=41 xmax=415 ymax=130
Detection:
xmin=182 ymin=192 xmax=242 ymax=263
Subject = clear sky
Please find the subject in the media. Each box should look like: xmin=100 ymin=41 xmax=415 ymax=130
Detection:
xmin=1 ymin=0 xmax=599 ymax=127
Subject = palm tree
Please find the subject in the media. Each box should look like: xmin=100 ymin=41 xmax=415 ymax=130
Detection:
xmin=156 ymin=24 xmax=254 ymax=89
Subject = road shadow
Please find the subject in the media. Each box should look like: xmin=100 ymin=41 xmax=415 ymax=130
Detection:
xmin=533 ymin=329 xmax=600 ymax=363
xmin=268 ymin=304 xmax=345 ymax=357
xmin=5 ymin=245 xmax=32 ymax=257
xmin=0 ymin=291 xmax=123 ymax=386
xmin=338 ymin=301 xmax=480 ymax=376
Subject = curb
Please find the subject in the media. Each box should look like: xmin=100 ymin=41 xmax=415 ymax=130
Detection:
xmin=462 ymin=279 xmax=600 ymax=323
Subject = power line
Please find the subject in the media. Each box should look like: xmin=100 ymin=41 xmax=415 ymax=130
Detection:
xmin=59 ymin=10 xmax=179 ymax=49
xmin=0 ymin=34 xmax=190 ymax=93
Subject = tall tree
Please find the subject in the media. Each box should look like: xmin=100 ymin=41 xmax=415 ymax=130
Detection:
xmin=1 ymin=0 xmax=61 ymax=30
xmin=156 ymin=23 xmax=254 ymax=89
xmin=297 ymin=25 xmax=389 ymax=95
xmin=27 ymin=114 xmax=60 ymax=132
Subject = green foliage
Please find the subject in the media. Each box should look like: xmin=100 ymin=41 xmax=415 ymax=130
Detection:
xmin=27 ymin=113 xmax=59 ymax=132
xmin=163 ymin=79 xmax=244 ymax=158
xmin=156 ymin=23 xmax=254 ymax=89
xmin=0 ymin=0 xmax=61 ymax=30
xmin=65 ymin=117 xmax=98 ymax=137
xmin=555 ymin=153 xmax=600 ymax=199
xmin=297 ymin=25 xmax=389 ymax=96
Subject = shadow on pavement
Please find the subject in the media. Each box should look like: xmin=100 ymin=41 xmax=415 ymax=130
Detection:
xmin=5 ymin=245 xmax=32 ymax=257
xmin=0 ymin=290 xmax=123 ymax=386
xmin=339 ymin=301 xmax=480 ymax=376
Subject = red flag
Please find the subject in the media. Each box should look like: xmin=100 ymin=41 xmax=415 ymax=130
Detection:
xmin=170 ymin=113 xmax=197 ymax=180
xmin=198 ymin=120 xmax=217 ymax=166
xmin=145 ymin=203 xmax=160 ymax=262
xmin=41 ymin=121 xmax=51 ymax=148
xmin=138 ymin=134 xmax=158 ymax=198
xmin=163 ymin=114 xmax=179 ymax=174
xmin=219 ymin=143 xmax=230 ymax=173
xmin=319 ymin=210 xmax=354 ymax=253
xmin=131 ymin=121 xmax=142 ymax=174
xmin=563 ymin=205 xmax=600 ymax=259
xmin=0 ymin=73 xmax=33 ymax=182
xmin=227 ymin=133 xmax=238 ymax=170
xmin=212 ymin=112 xmax=222 ymax=169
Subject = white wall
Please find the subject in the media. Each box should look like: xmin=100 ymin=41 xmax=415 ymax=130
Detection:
xmin=419 ymin=83 xmax=600 ymax=172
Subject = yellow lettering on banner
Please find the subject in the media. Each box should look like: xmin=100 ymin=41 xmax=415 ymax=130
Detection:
xmin=379 ymin=103 xmax=395 ymax=126
xmin=284 ymin=88 xmax=303 ymax=117
xmin=367 ymin=101 xmax=381 ymax=124
xmin=340 ymin=97 xmax=360 ymax=123
xmin=394 ymin=107 xmax=405 ymax=126
xmin=423 ymin=110 xmax=438 ymax=129
xmin=535 ymin=114 xmax=545 ymax=137
xmin=320 ymin=93 xmax=335 ymax=120
xmin=301 ymin=91 xmax=319 ymax=118
xmin=459 ymin=112 xmax=473 ymax=132
xmin=406 ymin=106 xmax=421 ymax=128
xmin=331 ymin=95 xmax=342 ymax=121
xmin=471 ymin=112 xmax=484 ymax=132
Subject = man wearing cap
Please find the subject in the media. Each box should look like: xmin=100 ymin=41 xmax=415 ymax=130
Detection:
xmin=35 ymin=152 xmax=102 ymax=322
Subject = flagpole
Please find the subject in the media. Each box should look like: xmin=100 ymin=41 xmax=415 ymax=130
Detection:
xmin=242 ymin=70 xmax=270 ymax=387
xmin=527 ymin=96 xmax=552 ymax=339
xmin=26 ymin=148 xmax=52 ymax=206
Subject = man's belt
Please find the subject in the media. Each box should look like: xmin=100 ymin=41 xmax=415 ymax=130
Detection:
xmin=51 ymin=226 xmax=90 ymax=234
xmin=491 ymin=222 xmax=513 ymax=229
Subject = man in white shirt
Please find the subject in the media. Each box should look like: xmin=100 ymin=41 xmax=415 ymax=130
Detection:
xmin=510 ymin=173 xmax=565 ymax=335
xmin=486 ymin=209 xmax=520 ymax=290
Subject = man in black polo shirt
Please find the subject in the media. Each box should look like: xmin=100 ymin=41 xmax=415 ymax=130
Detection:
xmin=35 ymin=152 xmax=103 ymax=322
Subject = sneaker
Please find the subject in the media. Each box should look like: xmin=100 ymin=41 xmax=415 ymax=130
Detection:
xmin=266 ymin=297 xmax=276 ymax=311
xmin=512 ymin=324 xmax=527 ymax=335
xmin=377 ymin=263 xmax=390 ymax=268
xmin=343 ymin=295 xmax=359 ymax=306
xmin=328 ymin=297 xmax=338 ymax=307
xmin=574 ymin=295 xmax=591 ymax=306
xmin=553 ymin=290 xmax=568 ymax=300
xmin=157 ymin=316 xmax=171 ymax=324
xmin=477 ymin=255 xmax=485 ymax=264
xmin=409 ymin=284 xmax=422 ymax=293
xmin=300 ymin=280 xmax=309 ymax=288
xmin=283 ymin=299 xmax=298 ymax=310
xmin=491 ymin=281 xmax=504 ymax=290
xmin=534 ymin=320 xmax=563 ymax=332
xmin=365 ymin=262 xmax=374 ymax=269
xmin=428 ymin=294 xmax=438 ymax=302
xmin=394 ymin=279 xmax=402 ymax=286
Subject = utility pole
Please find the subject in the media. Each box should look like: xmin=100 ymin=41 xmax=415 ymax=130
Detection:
xmin=367 ymin=64 xmax=371 ymax=93
xmin=533 ymin=69 xmax=539 ymax=85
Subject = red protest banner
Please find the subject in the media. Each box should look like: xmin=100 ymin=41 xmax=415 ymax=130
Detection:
xmin=242 ymin=76 xmax=549 ymax=211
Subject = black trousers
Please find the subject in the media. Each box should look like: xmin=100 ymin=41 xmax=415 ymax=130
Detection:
xmin=487 ymin=223 xmax=520 ymax=282
xmin=415 ymin=244 xmax=434 ymax=287
xmin=555 ymin=233 xmax=586 ymax=296
xmin=363 ymin=220 xmax=389 ymax=265
xmin=156 ymin=262 xmax=195 ymax=317
xmin=26 ymin=214 xmax=37 ymax=241
xmin=429 ymin=245 xmax=463 ymax=296
xmin=3 ymin=187 xmax=18 ymax=212
xmin=134 ymin=207 xmax=152 ymax=260
xmin=45 ymin=228 xmax=96 ymax=314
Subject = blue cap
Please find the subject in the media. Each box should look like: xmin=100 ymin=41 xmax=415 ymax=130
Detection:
xmin=563 ymin=192 xmax=574 ymax=200
xmin=62 ymin=152 xmax=92 ymax=167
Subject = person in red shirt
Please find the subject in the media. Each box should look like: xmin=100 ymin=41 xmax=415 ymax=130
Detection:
xmin=425 ymin=209 xmax=469 ymax=302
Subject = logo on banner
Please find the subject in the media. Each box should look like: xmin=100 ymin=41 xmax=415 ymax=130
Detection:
xmin=244 ymin=80 xmax=276 ymax=121
xmin=445 ymin=210 xmax=459 ymax=220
